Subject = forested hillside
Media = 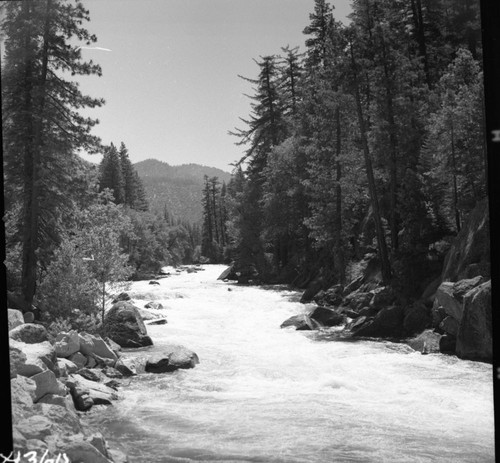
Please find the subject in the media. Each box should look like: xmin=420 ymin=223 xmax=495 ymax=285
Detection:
xmin=213 ymin=0 xmax=486 ymax=300
xmin=134 ymin=159 xmax=232 ymax=224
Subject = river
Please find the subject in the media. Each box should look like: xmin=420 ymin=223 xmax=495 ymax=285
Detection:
xmin=86 ymin=265 xmax=495 ymax=463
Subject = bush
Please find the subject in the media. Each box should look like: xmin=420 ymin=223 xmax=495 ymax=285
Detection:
xmin=37 ymin=239 xmax=100 ymax=320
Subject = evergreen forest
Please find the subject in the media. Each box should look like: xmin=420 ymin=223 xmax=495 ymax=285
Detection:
xmin=202 ymin=0 xmax=487 ymax=302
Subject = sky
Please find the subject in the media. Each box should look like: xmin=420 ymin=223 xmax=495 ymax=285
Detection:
xmin=75 ymin=0 xmax=352 ymax=172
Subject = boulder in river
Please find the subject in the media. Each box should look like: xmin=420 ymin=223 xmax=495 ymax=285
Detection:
xmin=280 ymin=314 xmax=314 ymax=330
xmin=217 ymin=263 xmax=238 ymax=281
xmin=145 ymin=345 xmax=200 ymax=373
xmin=104 ymin=301 xmax=154 ymax=348
xmin=309 ymin=306 xmax=345 ymax=327
xmin=406 ymin=329 xmax=442 ymax=354
xmin=350 ymin=305 xmax=404 ymax=338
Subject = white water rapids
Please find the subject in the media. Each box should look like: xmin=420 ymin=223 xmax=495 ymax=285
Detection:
xmin=86 ymin=265 xmax=495 ymax=463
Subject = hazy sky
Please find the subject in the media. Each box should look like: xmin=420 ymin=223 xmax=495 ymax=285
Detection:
xmin=76 ymin=0 xmax=352 ymax=171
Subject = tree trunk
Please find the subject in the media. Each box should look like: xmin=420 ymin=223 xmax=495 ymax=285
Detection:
xmin=21 ymin=0 xmax=51 ymax=308
xmin=334 ymin=105 xmax=346 ymax=285
xmin=450 ymin=121 xmax=461 ymax=232
xmin=350 ymin=42 xmax=392 ymax=283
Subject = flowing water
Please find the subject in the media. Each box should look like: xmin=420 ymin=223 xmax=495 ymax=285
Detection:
xmin=86 ymin=265 xmax=495 ymax=463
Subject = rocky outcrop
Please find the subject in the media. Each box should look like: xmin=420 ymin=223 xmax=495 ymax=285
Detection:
xmin=456 ymin=281 xmax=492 ymax=362
xmin=104 ymin=301 xmax=153 ymax=348
xmin=407 ymin=329 xmax=442 ymax=354
xmin=313 ymin=285 xmax=343 ymax=307
xmin=145 ymin=345 xmax=200 ymax=373
xmin=441 ymin=198 xmax=490 ymax=282
xmin=10 ymin=339 xmax=59 ymax=377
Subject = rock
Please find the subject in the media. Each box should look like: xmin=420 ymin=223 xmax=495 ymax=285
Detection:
xmin=33 ymin=402 xmax=81 ymax=435
xmin=23 ymin=311 xmax=35 ymax=323
xmin=86 ymin=355 xmax=97 ymax=368
xmin=343 ymin=275 xmax=364 ymax=296
xmin=89 ymin=353 xmax=117 ymax=368
xmin=456 ymin=281 xmax=492 ymax=362
xmin=403 ymin=302 xmax=432 ymax=336
xmin=61 ymin=439 xmax=114 ymax=463
xmin=452 ymin=276 xmax=486 ymax=302
xmin=280 ymin=314 xmax=314 ymax=330
xmin=146 ymin=318 xmax=168 ymax=325
xmin=350 ymin=306 xmax=404 ymax=338
xmin=138 ymin=307 xmax=162 ymax=321
xmin=407 ymin=329 xmax=442 ymax=354
xmin=55 ymin=331 xmax=81 ymax=358
xmin=9 ymin=323 xmax=49 ymax=344
xmin=356 ymin=306 xmax=378 ymax=318
xmin=76 ymin=368 xmax=106 ymax=382
xmin=66 ymin=374 xmax=119 ymax=411
xmin=57 ymin=358 xmax=79 ymax=377
xmin=441 ymin=198 xmax=489 ymax=282
xmin=82 ymin=333 xmax=118 ymax=360
xmin=68 ymin=351 xmax=87 ymax=369
xmin=104 ymin=337 xmax=122 ymax=354
xmin=10 ymin=344 xmax=27 ymax=378
xmin=8 ymin=309 xmax=24 ymax=331
xmin=114 ymin=358 xmax=138 ymax=376
xmin=309 ymin=306 xmax=345 ymax=327
xmin=149 ymin=280 xmax=160 ymax=285
xmin=218 ymin=264 xmax=237 ymax=280
xmin=439 ymin=316 xmax=460 ymax=336
xmin=144 ymin=301 xmax=164 ymax=310
xmin=88 ymin=433 xmax=110 ymax=459
xmin=15 ymin=415 xmax=53 ymax=441
xmin=10 ymin=376 xmax=36 ymax=419
xmin=108 ymin=448 xmax=130 ymax=463
xmin=435 ymin=282 xmax=464 ymax=320
xmin=299 ymin=277 xmax=325 ymax=303
xmin=102 ymin=367 xmax=124 ymax=379
xmin=420 ymin=276 xmax=442 ymax=304
xmin=78 ymin=332 xmax=96 ymax=355
xmin=346 ymin=316 xmax=370 ymax=332
xmin=37 ymin=393 xmax=77 ymax=413
xmin=342 ymin=290 xmax=373 ymax=312
xmin=112 ymin=292 xmax=131 ymax=303
xmin=369 ymin=286 xmax=396 ymax=310
xmin=10 ymin=340 xmax=58 ymax=377
xmin=439 ymin=334 xmax=457 ymax=354
xmin=30 ymin=370 xmax=67 ymax=402
xmin=313 ymin=285 xmax=344 ymax=307
xmin=431 ymin=299 xmax=447 ymax=330
xmin=145 ymin=345 xmax=200 ymax=373
xmin=104 ymin=301 xmax=154 ymax=348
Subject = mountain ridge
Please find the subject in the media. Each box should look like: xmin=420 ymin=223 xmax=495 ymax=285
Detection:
xmin=134 ymin=158 xmax=233 ymax=224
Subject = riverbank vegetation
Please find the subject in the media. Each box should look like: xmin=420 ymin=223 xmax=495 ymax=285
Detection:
xmin=212 ymin=0 xmax=487 ymax=302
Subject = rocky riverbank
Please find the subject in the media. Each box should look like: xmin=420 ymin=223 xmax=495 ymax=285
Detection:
xmin=8 ymin=280 xmax=200 ymax=462
xmin=278 ymin=199 xmax=492 ymax=363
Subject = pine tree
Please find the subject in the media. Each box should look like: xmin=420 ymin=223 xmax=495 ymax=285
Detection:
xmin=99 ymin=143 xmax=125 ymax=204
xmin=2 ymin=0 xmax=104 ymax=308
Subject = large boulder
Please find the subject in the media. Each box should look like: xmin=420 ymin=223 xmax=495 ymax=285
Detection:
xmin=61 ymin=439 xmax=114 ymax=463
xmin=406 ymin=329 xmax=442 ymax=354
xmin=350 ymin=306 xmax=405 ymax=338
xmin=456 ymin=281 xmax=492 ymax=362
xmin=10 ymin=376 xmax=36 ymax=420
xmin=441 ymin=198 xmax=490 ymax=282
xmin=309 ymin=307 xmax=345 ymax=327
xmin=145 ymin=345 xmax=199 ymax=373
xmin=217 ymin=264 xmax=238 ymax=281
xmin=30 ymin=370 xmax=67 ymax=402
xmin=79 ymin=332 xmax=118 ymax=361
xmin=65 ymin=374 xmax=119 ymax=411
xmin=104 ymin=301 xmax=153 ymax=348
xmin=10 ymin=340 xmax=58 ymax=377
xmin=138 ymin=307 xmax=162 ymax=321
xmin=280 ymin=314 xmax=314 ymax=330
xmin=9 ymin=323 xmax=49 ymax=344
xmin=55 ymin=331 xmax=81 ymax=358
xmin=435 ymin=282 xmax=463 ymax=320
xmin=8 ymin=309 xmax=25 ymax=331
